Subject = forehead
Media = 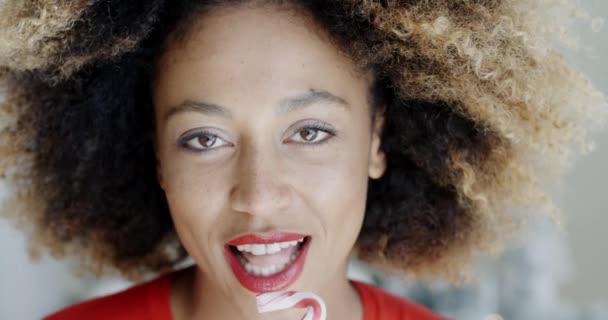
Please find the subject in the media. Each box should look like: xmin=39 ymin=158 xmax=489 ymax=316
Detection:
xmin=152 ymin=4 xmax=369 ymax=112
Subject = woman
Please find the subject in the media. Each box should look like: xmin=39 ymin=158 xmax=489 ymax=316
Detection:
xmin=0 ymin=0 xmax=605 ymax=319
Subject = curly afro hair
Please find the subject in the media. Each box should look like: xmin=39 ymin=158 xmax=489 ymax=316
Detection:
xmin=0 ymin=0 xmax=606 ymax=281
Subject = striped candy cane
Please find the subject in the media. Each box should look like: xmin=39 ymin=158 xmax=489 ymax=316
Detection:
xmin=256 ymin=291 xmax=327 ymax=320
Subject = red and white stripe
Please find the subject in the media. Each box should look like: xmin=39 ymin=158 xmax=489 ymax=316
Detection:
xmin=256 ymin=291 xmax=327 ymax=320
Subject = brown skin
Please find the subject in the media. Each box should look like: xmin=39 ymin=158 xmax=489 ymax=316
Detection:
xmin=152 ymin=4 xmax=386 ymax=320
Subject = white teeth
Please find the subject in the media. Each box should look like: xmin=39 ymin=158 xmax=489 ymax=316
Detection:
xmin=244 ymin=262 xmax=286 ymax=277
xmin=250 ymin=244 xmax=266 ymax=255
xmin=237 ymin=250 xmax=301 ymax=277
xmin=236 ymin=244 xmax=250 ymax=251
xmin=266 ymin=243 xmax=281 ymax=254
xmin=235 ymin=238 xmax=305 ymax=256
xmin=234 ymin=238 xmax=307 ymax=277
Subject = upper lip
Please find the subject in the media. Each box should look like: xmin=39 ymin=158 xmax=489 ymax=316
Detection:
xmin=226 ymin=232 xmax=309 ymax=246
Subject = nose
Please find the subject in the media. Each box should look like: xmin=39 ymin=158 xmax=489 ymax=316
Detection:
xmin=229 ymin=142 xmax=291 ymax=217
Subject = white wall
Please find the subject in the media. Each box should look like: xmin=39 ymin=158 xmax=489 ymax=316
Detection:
xmin=0 ymin=220 xmax=79 ymax=319
xmin=557 ymin=0 xmax=608 ymax=305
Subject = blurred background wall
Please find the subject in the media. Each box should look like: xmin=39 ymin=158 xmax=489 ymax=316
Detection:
xmin=0 ymin=0 xmax=606 ymax=319
xmin=558 ymin=0 xmax=607 ymax=307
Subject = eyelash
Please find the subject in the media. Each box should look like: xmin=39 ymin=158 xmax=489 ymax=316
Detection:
xmin=293 ymin=122 xmax=337 ymax=147
xmin=177 ymin=121 xmax=337 ymax=153
xmin=177 ymin=131 xmax=229 ymax=153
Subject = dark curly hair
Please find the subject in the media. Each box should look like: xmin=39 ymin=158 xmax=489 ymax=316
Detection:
xmin=0 ymin=0 xmax=606 ymax=280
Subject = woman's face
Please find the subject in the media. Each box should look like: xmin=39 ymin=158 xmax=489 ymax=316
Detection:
xmin=152 ymin=4 xmax=385 ymax=297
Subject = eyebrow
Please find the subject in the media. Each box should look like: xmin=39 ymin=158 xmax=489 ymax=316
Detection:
xmin=278 ymin=89 xmax=348 ymax=113
xmin=163 ymin=89 xmax=349 ymax=122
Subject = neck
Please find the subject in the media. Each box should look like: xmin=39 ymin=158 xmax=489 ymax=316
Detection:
xmin=170 ymin=263 xmax=363 ymax=320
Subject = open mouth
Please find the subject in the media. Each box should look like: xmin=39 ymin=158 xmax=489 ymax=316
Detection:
xmin=229 ymin=236 xmax=309 ymax=276
xmin=224 ymin=234 xmax=311 ymax=293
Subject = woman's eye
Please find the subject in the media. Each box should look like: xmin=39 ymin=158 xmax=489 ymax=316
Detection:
xmin=179 ymin=132 xmax=229 ymax=151
xmin=288 ymin=126 xmax=334 ymax=145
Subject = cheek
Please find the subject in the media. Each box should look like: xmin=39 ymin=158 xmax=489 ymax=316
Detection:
xmin=161 ymin=161 xmax=229 ymax=248
xmin=292 ymin=144 xmax=370 ymax=235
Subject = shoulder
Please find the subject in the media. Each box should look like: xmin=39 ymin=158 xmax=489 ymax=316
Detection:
xmin=351 ymin=280 xmax=447 ymax=320
xmin=43 ymin=272 xmax=174 ymax=320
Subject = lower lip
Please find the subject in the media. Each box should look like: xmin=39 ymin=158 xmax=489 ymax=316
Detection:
xmin=224 ymin=238 xmax=310 ymax=293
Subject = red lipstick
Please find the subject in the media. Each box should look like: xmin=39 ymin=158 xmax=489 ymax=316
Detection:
xmin=224 ymin=232 xmax=311 ymax=293
xmin=227 ymin=232 xmax=307 ymax=246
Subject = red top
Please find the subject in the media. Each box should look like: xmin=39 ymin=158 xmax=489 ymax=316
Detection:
xmin=44 ymin=272 xmax=445 ymax=320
